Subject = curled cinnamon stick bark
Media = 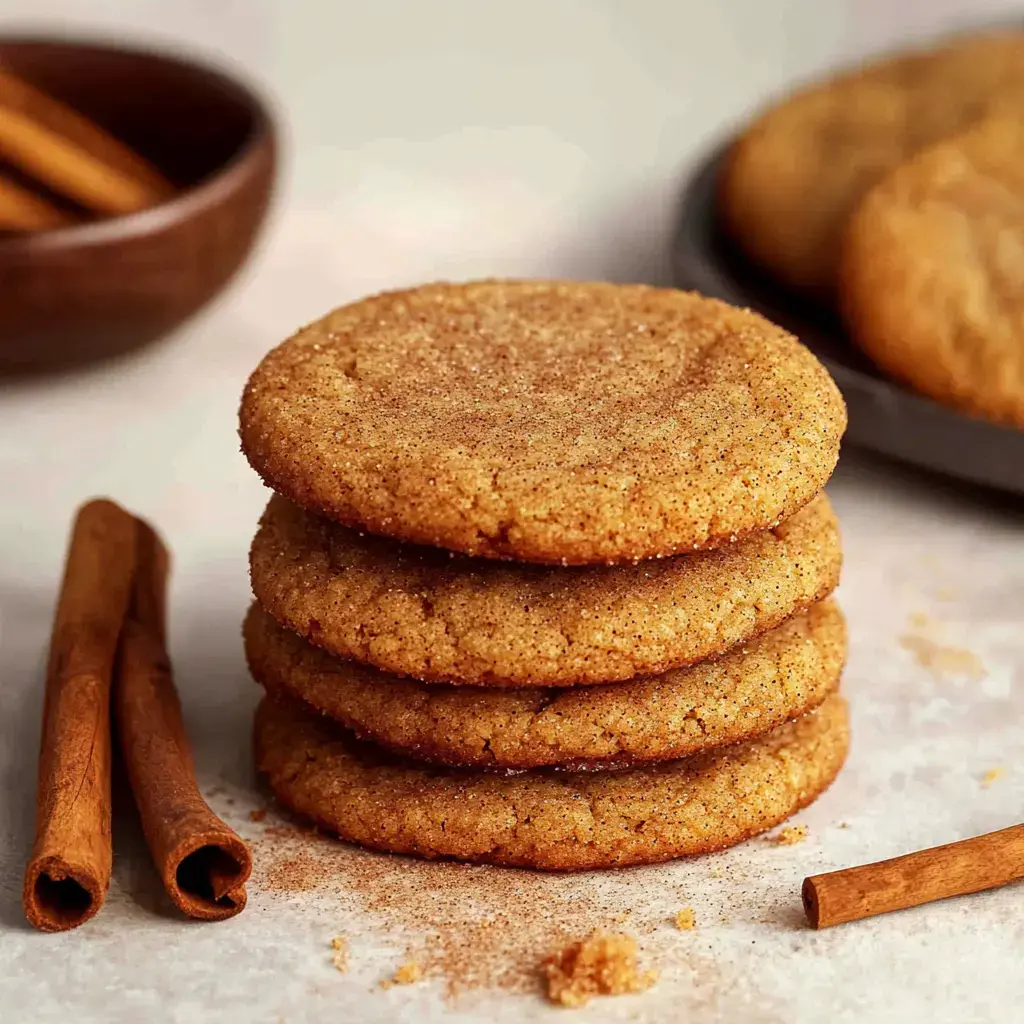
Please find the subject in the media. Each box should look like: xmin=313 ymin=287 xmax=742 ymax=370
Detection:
xmin=803 ymin=823 xmax=1024 ymax=928
xmin=22 ymin=499 xmax=137 ymax=932
xmin=115 ymin=518 xmax=251 ymax=920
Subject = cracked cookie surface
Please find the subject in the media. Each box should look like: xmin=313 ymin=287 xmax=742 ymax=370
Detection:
xmin=239 ymin=280 xmax=844 ymax=564
xmin=840 ymin=114 xmax=1024 ymax=427
xmin=245 ymin=599 xmax=846 ymax=768
xmin=250 ymin=493 xmax=841 ymax=687
xmin=720 ymin=31 xmax=1024 ymax=295
xmin=254 ymin=692 xmax=848 ymax=869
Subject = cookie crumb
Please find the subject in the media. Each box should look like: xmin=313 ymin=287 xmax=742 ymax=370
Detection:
xmin=543 ymin=931 xmax=657 ymax=1008
xmin=768 ymin=824 xmax=808 ymax=846
xmin=838 ymin=821 xmax=849 ymax=829
xmin=330 ymin=936 xmax=349 ymax=973
xmin=982 ymin=767 xmax=1005 ymax=788
xmin=249 ymin=808 xmax=267 ymax=823
xmin=674 ymin=908 xmax=696 ymax=930
xmin=381 ymin=961 xmax=424 ymax=989
xmin=899 ymin=634 xmax=985 ymax=681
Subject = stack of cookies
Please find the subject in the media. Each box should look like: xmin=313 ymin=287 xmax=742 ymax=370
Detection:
xmin=239 ymin=280 xmax=849 ymax=870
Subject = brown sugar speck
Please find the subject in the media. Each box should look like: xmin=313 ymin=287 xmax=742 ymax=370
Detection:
xmin=330 ymin=936 xmax=349 ymax=973
xmin=982 ymin=767 xmax=1006 ymax=788
xmin=768 ymin=825 xmax=808 ymax=846
xmin=674 ymin=908 xmax=696 ymax=930
xmin=543 ymin=931 xmax=657 ymax=1008
xmin=249 ymin=808 xmax=267 ymax=823
xmin=381 ymin=961 xmax=424 ymax=989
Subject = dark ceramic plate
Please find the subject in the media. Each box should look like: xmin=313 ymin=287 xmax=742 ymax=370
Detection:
xmin=672 ymin=145 xmax=1024 ymax=496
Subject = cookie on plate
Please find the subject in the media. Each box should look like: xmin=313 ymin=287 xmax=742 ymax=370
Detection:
xmin=254 ymin=692 xmax=849 ymax=870
xmin=250 ymin=492 xmax=841 ymax=687
xmin=840 ymin=114 xmax=1024 ymax=428
xmin=239 ymin=280 xmax=844 ymax=564
xmin=245 ymin=598 xmax=846 ymax=769
xmin=719 ymin=31 xmax=1024 ymax=295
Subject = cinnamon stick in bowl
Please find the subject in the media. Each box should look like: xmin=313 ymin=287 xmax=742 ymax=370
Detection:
xmin=22 ymin=499 xmax=137 ymax=932
xmin=114 ymin=518 xmax=251 ymax=920
xmin=0 ymin=65 xmax=174 ymax=215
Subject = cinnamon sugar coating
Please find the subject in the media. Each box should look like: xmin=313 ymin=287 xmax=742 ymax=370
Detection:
xmin=240 ymin=280 xmax=844 ymax=564
xmin=244 ymin=599 xmax=846 ymax=768
xmin=253 ymin=693 xmax=849 ymax=870
xmin=249 ymin=492 xmax=840 ymax=687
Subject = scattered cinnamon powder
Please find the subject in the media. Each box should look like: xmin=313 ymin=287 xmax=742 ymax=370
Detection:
xmin=330 ymin=936 xmax=349 ymax=973
xmin=768 ymin=825 xmax=808 ymax=846
xmin=264 ymin=847 xmax=326 ymax=893
xmin=982 ymin=767 xmax=1006 ymax=788
xmin=249 ymin=808 xmax=267 ymax=823
xmin=381 ymin=961 xmax=424 ymax=989
xmin=543 ymin=931 xmax=657 ymax=1008
xmin=674 ymin=908 xmax=696 ymax=930
xmin=252 ymin=825 xmax=650 ymax=1000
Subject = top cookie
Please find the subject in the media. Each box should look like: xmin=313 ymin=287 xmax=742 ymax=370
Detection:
xmin=840 ymin=115 xmax=1024 ymax=428
xmin=240 ymin=280 xmax=844 ymax=564
xmin=719 ymin=31 xmax=1024 ymax=296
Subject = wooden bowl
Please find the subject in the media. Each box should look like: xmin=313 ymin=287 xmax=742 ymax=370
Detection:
xmin=0 ymin=37 xmax=276 ymax=374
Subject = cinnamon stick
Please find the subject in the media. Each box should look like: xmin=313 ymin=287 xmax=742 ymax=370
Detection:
xmin=0 ymin=66 xmax=174 ymax=216
xmin=0 ymin=171 xmax=73 ymax=231
xmin=803 ymin=823 xmax=1024 ymax=929
xmin=115 ymin=518 xmax=251 ymax=920
xmin=22 ymin=499 xmax=137 ymax=932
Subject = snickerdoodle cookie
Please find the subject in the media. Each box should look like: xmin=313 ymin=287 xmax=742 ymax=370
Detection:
xmin=840 ymin=114 xmax=1024 ymax=427
xmin=719 ymin=31 xmax=1024 ymax=295
xmin=254 ymin=692 xmax=849 ymax=870
xmin=245 ymin=599 xmax=846 ymax=768
xmin=239 ymin=280 xmax=844 ymax=564
xmin=250 ymin=492 xmax=841 ymax=687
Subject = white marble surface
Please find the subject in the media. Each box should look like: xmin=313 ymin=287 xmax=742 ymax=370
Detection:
xmin=1 ymin=2 xmax=1023 ymax=1021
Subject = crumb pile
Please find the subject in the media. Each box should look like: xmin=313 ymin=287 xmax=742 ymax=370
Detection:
xmin=543 ymin=931 xmax=657 ymax=1007
xmin=237 ymin=279 xmax=850 ymax=878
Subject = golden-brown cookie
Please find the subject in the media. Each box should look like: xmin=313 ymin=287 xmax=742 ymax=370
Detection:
xmin=720 ymin=31 xmax=1024 ymax=295
xmin=254 ymin=692 xmax=849 ymax=870
xmin=244 ymin=599 xmax=846 ymax=768
xmin=840 ymin=115 xmax=1024 ymax=427
xmin=239 ymin=280 xmax=845 ymax=564
xmin=250 ymin=492 xmax=841 ymax=687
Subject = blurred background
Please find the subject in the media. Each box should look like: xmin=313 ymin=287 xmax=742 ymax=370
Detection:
xmin=12 ymin=0 xmax=1020 ymax=306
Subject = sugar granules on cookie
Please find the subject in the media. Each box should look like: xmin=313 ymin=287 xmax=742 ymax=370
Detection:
xmin=543 ymin=930 xmax=657 ymax=1008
